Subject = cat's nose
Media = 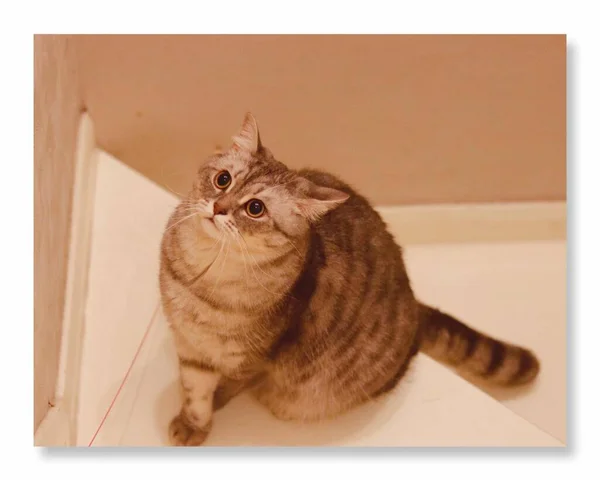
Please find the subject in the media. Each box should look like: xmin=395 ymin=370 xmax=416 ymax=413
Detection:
xmin=213 ymin=200 xmax=228 ymax=216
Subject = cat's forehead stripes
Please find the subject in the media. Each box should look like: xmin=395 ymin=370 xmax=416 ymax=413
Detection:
xmin=235 ymin=181 xmax=282 ymax=204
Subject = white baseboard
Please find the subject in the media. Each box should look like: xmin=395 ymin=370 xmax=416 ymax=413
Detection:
xmin=35 ymin=113 xmax=98 ymax=446
xmin=160 ymin=188 xmax=565 ymax=246
xmin=376 ymin=202 xmax=566 ymax=245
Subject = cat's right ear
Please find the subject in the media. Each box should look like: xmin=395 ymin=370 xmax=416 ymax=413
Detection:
xmin=231 ymin=112 xmax=262 ymax=155
xmin=291 ymin=177 xmax=350 ymax=222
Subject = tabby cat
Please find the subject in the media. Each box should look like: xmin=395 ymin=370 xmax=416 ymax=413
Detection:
xmin=159 ymin=113 xmax=540 ymax=446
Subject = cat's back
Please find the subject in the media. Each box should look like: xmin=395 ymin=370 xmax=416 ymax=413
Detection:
xmin=260 ymin=170 xmax=417 ymax=420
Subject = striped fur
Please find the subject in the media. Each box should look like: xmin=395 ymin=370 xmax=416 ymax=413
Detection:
xmin=419 ymin=306 xmax=540 ymax=385
xmin=159 ymin=113 xmax=540 ymax=446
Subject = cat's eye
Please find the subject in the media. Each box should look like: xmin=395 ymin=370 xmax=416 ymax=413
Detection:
xmin=246 ymin=199 xmax=265 ymax=218
xmin=214 ymin=170 xmax=232 ymax=190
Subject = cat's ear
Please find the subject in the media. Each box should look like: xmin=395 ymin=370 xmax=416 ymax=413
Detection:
xmin=231 ymin=112 xmax=262 ymax=154
xmin=292 ymin=177 xmax=350 ymax=221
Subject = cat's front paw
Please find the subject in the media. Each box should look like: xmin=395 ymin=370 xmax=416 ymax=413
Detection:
xmin=168 ymin=413 xmax=211 ymax=446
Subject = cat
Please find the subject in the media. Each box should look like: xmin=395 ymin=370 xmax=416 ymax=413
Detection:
xmin=159 ymin=113 xmax=540 ymax=446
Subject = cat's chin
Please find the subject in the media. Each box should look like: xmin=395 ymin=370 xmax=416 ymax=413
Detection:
xmin=200 ymin=217 xmax=223 ymax=241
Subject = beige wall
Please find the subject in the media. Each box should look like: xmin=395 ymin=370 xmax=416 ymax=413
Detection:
xmin=34 ymin=35 xmax=82 ymax=431
xmin=32 ymin=33 xmax=565 ymax=431
xmin=77 ymin=34 xmax=565 ymax=205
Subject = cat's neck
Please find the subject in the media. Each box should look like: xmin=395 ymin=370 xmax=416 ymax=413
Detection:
xmin=169 ymin=214 xmax=310 ymax=314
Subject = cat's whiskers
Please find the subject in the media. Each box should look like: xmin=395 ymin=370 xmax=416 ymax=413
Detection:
xmin=236 ymin=232 xmax=297 ymax=301
xmin=177 ymin=202 xmax=210 ymax=216
xmin=225 ymin=229 xmax=286 ymax=339
xmin=227 ymin=223 xmax=251 ymax=289
xmin=207 ymin=238 xmax=232 ymax=300
xmin=164 ymin=183 xmax=186 ymax=199
xmin=195 ymin=233 xmax=227 ymax=282
xmin=164 ymin=210 xmax=204 ymax=234
xmin=187 ymin=238 xmax=224 ymax=254
xmin=284 ymin=237 xmax=304 ymax=261
xmin=206 ymin=224 xmax=273 ymax=351
xmin=166 ymin=199 xmax=216 ymax=235
xmin=178 ymin=198 xmax=201 ymax=207
xmin=228 ymin=228 xmax=262 ymax=297
xmin=238 ymin=233 xmax=286 ymax=282
xmin=231 ymin=229 xmax=277 ymax=295
xmin=177 ymin=203 xmax=203 ymax=211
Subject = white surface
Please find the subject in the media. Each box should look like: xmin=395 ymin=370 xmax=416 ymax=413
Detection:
xmin=404 ymin=242 xmax=566 ymax=443
xmin=77 ymin=151 xmax=566 ymax=447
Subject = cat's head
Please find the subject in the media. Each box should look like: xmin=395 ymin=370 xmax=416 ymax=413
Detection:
xmin=188 ymin=113 xmax=349 ymax=250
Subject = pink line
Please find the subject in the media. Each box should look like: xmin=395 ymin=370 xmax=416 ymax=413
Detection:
xmin=88 ymin=305 xmax=159 ymax=447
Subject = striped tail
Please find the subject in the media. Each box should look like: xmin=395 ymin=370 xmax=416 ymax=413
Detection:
xmin=418 ymin=304 xmax=540 ymax=386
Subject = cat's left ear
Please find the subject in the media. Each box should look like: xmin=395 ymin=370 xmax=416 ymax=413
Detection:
xmin=291 ymin=177 xmax=350 ymax=221
xmin=231 ymin=112 xmax=262 ymax=154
